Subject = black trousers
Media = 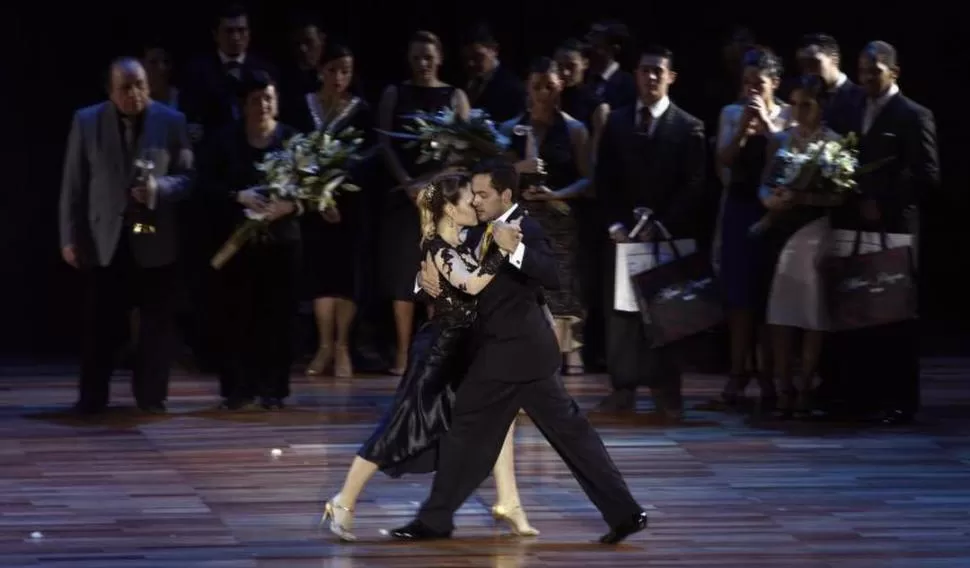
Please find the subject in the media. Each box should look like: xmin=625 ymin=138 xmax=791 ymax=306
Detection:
xmin=79 ymin=237 xmax=176 ymax=408
xmin=602 ymin=243 xmax=683 ymax=409
xmin=216 ymin=241 xmax=300 ymax=401
xmin=417 ymin=372 xmax=642 ymax=533
xmin=830 ymin=320 xmax=920 ymax=415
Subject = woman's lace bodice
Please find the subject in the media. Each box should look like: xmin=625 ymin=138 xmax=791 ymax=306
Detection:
xmin=423 ymin=236 xmax=503 ymax=327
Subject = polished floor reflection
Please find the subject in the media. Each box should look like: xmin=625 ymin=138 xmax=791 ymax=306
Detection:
xmin=1 ymin=359 xmax=969 ymax=567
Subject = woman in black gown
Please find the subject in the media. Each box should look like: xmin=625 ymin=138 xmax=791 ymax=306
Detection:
xmin=205 ymin=70 xmax=303 ymax=411
xmin=502 ymin=57 xmax=592 ymax=373
xmin=288 ymin=44 xmax=376 ymax=378
xmin=377 ymin=30 xmax=470 ymax=375
xmin=321 ymin=175 xmax=536 ymax=541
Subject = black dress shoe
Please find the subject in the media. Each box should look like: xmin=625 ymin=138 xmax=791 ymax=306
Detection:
xmin=388 ymin=520 xmax=452 ymax=540
xmin=220 ymin=397 xmax=256 ymax=411
xmin=261 ymin=397 xmax=285 ymax=411
xmin=594 ymin=390 xmax=636 ymax=413
xmin=881 ymin=409 xmax=914 ymax=425
xmin=600 ymin=511 xmax=648 ymax=544
xmin=72 ymin=402 xmax=107 ymax=415
xmin=137 ymin=403 xmax=167 ymax=414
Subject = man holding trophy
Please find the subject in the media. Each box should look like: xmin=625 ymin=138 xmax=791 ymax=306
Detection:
xmin=59 ymin=57 xmax=194 ymax=415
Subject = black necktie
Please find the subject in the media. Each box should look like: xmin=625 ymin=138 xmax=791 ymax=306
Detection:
xmin=639 ymin=107 xmax=654 ymax=134
xmin=122 ymin=117 xmax=136 ymax=162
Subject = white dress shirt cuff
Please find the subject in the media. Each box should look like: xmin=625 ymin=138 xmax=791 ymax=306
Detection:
xmin=608 ymin=223 xmax=625 ymax=235
xmin=508 ymin=242 xmax=526 ymax=268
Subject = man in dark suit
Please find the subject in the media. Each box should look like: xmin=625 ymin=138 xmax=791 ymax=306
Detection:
xmin=59 ymin=57 xmax=194 ymax=414
xmin=795 ymin=34 xmax=865 ymax=136
xmin=180 ymin=4 xmax=278 ymax=146
xmin=834 ymin=41 xmax=939 ymax=425
xmin=794 ymin=33 xmax=865 ymax=416
xmin=391 ymin=159 xmax=647 ymax=544
xmin=595 ymin=46 xmax=707 ymax=419
xmin=460 ymin=23 xmax=525 ymax=123
xmin=584 ymin=20 xmax=637 ymax=110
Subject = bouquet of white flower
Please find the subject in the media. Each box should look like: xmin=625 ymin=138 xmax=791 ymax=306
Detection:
xmin=751 ymin=132 xmax=891 ymax=235
xmin=210 ymin=127 xmax=364 ymax=269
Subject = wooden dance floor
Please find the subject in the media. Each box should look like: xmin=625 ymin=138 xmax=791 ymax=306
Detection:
xmin=1 ymin=360 xmax=969 ymax=567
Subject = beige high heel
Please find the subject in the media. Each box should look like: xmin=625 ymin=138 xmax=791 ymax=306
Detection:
xmin=334 ymin=344 xmax=353 ymax=378
xmin=320 ymin=496 xmax=356 ymax=542
xmin=306 ymin=345 xmax=334 ymax=377
xmin=491 ymin=504 xmax=539 ymax=536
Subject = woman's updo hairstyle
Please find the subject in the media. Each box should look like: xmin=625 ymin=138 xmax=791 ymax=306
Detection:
xmin=529 ymin=55 xmax=559 ymax=76
xmin=741 ymin=46 xmax=783 ymax=80
xmin=320 ymin=43 xmax=353 ymax=66
xmin=417 ymin=173 xmax=472 ymax=243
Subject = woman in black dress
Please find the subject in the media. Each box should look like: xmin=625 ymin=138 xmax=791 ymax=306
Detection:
xmin=290 ymin=44 xmax=375 ymax=378
xmin=377 ymin=30 xmax=470 ymax=375
xmin=205 ymin=70 xmax=303 ymax=410
xmin=502 ymin=57 xmax=592 ymax=373
xmin=321 ymin=175 xmax=536 ymax=541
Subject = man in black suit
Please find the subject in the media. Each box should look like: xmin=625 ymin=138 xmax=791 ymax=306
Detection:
xmin=595 ymin=46 xmax=707 ymax=419
xmin=59 ymin=58 xmax=194 ymax=414
xmin=584 ymin=20 xmax=637 ymax=110
xmin=180 ymin=4 xmax=278 ymax=146
xmin=834 ymin=41 xmax=939 ymax=425
xmin=794 ymin=33 xmax=865 ymax=416
xmin=391 ymin=159 xmax=647 ymax=544
xmin=460 ymin=23 xmax=525 ymax=123
xmin=795 ymin=34 xmax=865 ymax=136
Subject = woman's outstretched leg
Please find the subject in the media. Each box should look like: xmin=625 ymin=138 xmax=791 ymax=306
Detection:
xmin=491 ymin=420 xmax=539 ymax=536
xmin=323 ymin=456 xmax=379 ymax=541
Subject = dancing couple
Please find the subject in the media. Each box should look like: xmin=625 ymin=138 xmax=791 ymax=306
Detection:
xmin=322 ymin=158 xmax=647 ymax=544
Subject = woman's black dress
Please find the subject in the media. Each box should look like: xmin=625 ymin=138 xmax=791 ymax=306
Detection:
xmin=358 ymin=236 xmax=503 ymax=476
xmin=290 ymin=94 xmax=376 ymax=300
xmin=505 ymin=112 xmax=584 ymax=320
xmin=378 ymin=84 xmax=457 ymax=301
xmin=204 ymin=123 xmax=302 ymax=402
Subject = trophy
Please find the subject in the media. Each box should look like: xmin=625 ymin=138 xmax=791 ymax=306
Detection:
xmin=130 ymin=153 xmax=157 ymax=234
xmin=512 ymin=124 xmax=569 ymax=215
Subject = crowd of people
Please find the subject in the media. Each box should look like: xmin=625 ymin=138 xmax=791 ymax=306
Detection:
xmin=58 ymin=5 xmax=936 ymax=431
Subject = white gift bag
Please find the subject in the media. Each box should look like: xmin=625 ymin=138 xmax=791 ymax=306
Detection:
xmin=613 ymin=239 xmax=697 ymax=312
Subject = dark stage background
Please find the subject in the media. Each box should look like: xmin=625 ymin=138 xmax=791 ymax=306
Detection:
xmin=4 ymin=2 xmax=965 ymax=359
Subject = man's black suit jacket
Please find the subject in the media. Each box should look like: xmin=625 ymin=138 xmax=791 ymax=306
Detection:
xmin=596 ymin=102 xmax=707 ymax=238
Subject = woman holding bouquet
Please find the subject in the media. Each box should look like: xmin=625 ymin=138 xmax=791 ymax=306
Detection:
xmin=291 ymin=44 xmax=375 ymax=379
xmin=377 ymin=30 xmax=470 ymax=375
xmin=205 ymin=70 xmax=302 ymax=411
xmin=758 ymin=75 xmax=841 ymax=418
xmin=712 ymin=47 xmax=791 ymax=411
xmin=321 ymin=174 xmax=536 ymax=541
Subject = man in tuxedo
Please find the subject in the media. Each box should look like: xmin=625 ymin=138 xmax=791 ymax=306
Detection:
xmin=834 ymin=41 xmax=939 ymax=425
xmin=595 ymin=46 xmax=707 ymax=419
xmin=794 ymin=33 xmax=865 ymax=416
xmin=391 ymin=159 xmax=647 ymax=544
xmin=460 ymin=23 xmax=525 ymax=123
xmin=584 ymin=20 xmax=637 ymax=110
xmin=795 ymin=34 xmax=865 ymax=136
xmin=180 ymin=4 xmax=278 ymax=146
xmin=59 ymin=57 xmax=194 ymax=414
xmin=277 ymin=16 xmax=326 ymax=127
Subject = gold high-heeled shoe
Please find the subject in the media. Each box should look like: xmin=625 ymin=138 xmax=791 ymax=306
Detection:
xmin=320 ymin=497 xmax=356 ymax=542
xmin=491 ymin=504 xmax=539 ymax=536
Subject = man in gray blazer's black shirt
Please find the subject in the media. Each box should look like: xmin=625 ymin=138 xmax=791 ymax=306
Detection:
xmin=59 ymin=57 xmax=194 ymax=414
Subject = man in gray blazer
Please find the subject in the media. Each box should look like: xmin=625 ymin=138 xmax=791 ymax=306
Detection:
xmin=59 ymin=57 xmax=194 ymax=414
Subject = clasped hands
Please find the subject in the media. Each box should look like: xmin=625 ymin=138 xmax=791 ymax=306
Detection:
xmin=237 ymin=186 xmax=297 ymax=221
xmin=418 ymin=220 xmax=522 ymax=298
xmin=130 ymin=175 xmax=157 ymax=208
